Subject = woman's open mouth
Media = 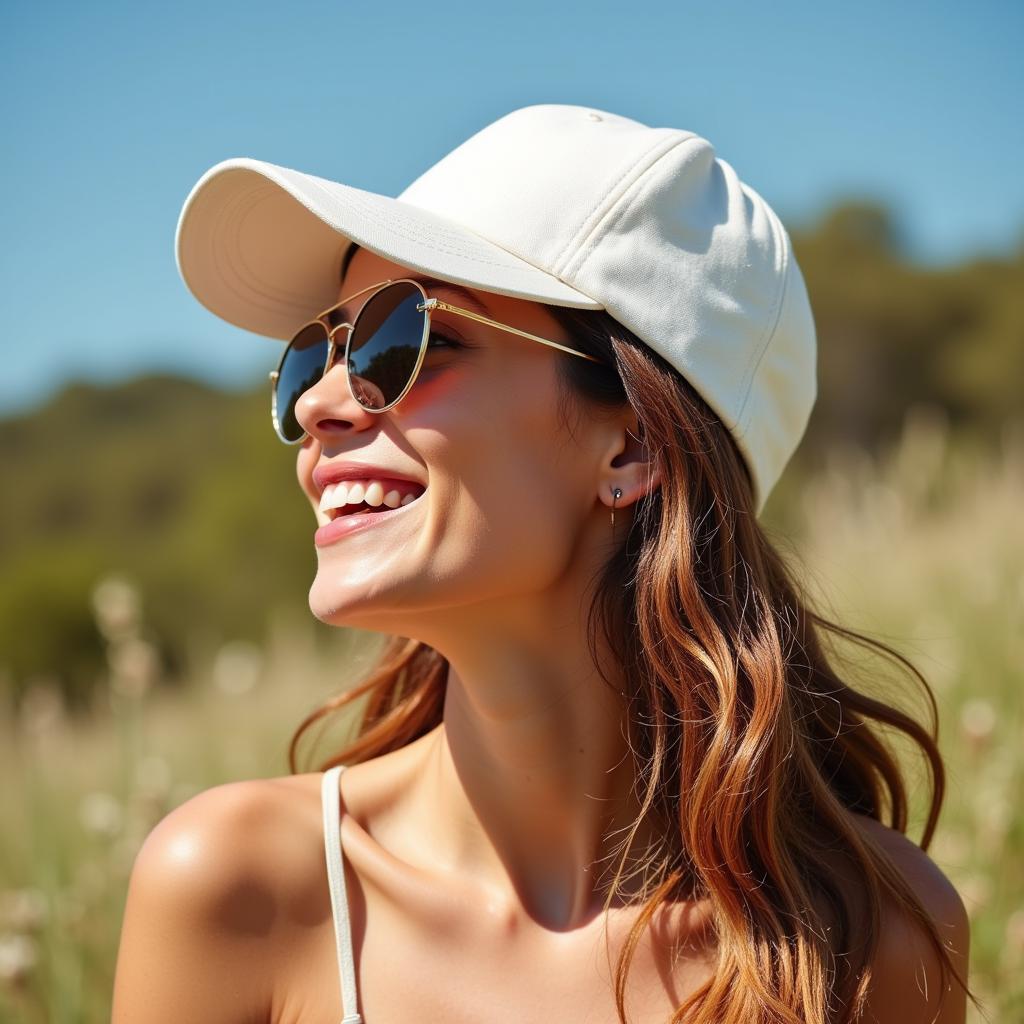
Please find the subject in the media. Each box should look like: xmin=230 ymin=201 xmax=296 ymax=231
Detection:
xmin=314 ymin=479 xmax=427 ymax=547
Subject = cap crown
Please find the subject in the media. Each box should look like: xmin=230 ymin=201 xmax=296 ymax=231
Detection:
xmin=400 ymin=104 xmax=817 ymax=513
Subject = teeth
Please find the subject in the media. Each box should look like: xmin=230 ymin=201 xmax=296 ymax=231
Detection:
xmin=318 ymin=478 xmax=425 ymax=514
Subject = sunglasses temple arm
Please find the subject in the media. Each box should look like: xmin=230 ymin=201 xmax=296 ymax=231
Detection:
xmin=429 ymin=301 xmax=602 ymax=364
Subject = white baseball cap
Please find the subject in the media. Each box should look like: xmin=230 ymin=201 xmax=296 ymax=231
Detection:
xmin=175 ymin=103 xmax=817 ymax=515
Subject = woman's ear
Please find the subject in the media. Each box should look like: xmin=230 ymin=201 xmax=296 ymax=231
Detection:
xmin=602 ymin=412 xmax=661 ymax=506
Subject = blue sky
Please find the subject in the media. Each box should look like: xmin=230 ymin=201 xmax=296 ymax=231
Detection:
xmin=2 ymin=0 xmax=1021 ymax=415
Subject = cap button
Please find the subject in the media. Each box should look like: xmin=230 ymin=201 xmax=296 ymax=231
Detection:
xmin=586 ymin=112 xmax=603 ymax=122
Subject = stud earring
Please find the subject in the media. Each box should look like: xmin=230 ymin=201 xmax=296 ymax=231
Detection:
xmin=611 ymin=487 xmax=622 ymax=533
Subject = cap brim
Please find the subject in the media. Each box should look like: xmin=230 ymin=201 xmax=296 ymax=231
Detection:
xmin=175 ymin=157 xmax=603 ymax=340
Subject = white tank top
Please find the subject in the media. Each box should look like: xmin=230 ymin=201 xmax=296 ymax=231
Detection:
xmin=321 ymin=764 xmax=363 ymax=1024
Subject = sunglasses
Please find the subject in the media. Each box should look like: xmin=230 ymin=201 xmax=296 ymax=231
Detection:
xmin=269 ymin=278 xmax=603 ymax=443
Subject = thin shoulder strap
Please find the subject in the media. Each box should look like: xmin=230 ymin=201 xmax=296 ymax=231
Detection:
xmin=321 ymin=764 xmax=363 ymax=1024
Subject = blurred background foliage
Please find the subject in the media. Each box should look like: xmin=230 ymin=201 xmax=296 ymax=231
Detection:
xmin=0 ymin=199 xmax=1022 ymax=1022
xmin=0 ymin=377 xmax=316 ymax=711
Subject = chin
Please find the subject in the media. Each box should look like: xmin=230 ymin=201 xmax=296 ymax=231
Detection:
xmin=307 ymin=581 xmax=363 ymax=628
xmin=306 ymin=577 xmax=407 ymax=635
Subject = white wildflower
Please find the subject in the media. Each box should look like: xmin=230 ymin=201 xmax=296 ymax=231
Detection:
xmin=109 ymin=637 xmax=160 ymax=698
xmin=959 ymin=698 xmax=996 ymax=745
xmin=0 ymin=932 xmax=37 ymax=984
xmin=90 ymin=575 xmax=141 ymax=642
xmin=17 ymin=678 xmax=66 ymax=736
xmin=0 ymin=889 xmax=47 ymax=932
xmin=212 ymin=640 xmax=264 ymax=696
xmin=78 ymin=791 xmax=124 ymax=838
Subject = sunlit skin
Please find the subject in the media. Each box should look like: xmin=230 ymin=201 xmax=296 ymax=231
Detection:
xmin=292 ymin=246 xmax=667 ymax=932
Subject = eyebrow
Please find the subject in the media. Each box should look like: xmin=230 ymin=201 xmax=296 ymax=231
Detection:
xmin=338 ymin=242 xmax=493 ymax=318
xmin=410 ymin=276 xmax=493 ymax=317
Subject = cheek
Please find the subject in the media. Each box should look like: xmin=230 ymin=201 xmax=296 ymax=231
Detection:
xmin=407 ymin=361 xmax=573 ymax=496
xmin=401 ymin=359 xmax=554 ymax=438
xmin=411 ymin=376 xmax=582 ymax=584
xmin=394 ymin=365 xmax=465 ymax=412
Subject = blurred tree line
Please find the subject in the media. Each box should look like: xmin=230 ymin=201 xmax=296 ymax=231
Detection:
xmin=796 ymin=202 xmax=1023 ymax=457
xmin=0 ymin=200 xmax=1021 ymax=712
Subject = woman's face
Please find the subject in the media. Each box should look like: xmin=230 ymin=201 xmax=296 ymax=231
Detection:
xmin=293 ymin=247 xmax=617 ymax=637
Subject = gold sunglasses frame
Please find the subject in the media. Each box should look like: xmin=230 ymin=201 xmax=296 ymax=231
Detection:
xmin=269 ymin=277 xmax=603 ymax=444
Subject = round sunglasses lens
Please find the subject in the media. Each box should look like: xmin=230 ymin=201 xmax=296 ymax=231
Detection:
xmin=275 ymin=323 xmax=330 ymax=441
xmin=347 ymin=282 xmax=426 ymax=409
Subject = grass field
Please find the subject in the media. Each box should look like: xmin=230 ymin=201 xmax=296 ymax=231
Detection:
xmin=1 ymin=410 xmax=1021 ymax=1023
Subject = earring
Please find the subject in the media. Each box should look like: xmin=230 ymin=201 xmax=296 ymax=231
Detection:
xmin=611 ymin=488 xmax=622 ymax=532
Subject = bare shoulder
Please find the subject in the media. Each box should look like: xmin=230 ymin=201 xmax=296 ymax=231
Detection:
xmin=846 ymin=813 xmax=971 ymax=1024
xmin=112 ymin=773 xmax=326 ymax=1024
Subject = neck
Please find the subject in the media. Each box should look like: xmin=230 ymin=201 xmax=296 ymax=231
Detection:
xmin=395 ymin=634 xmax=665 ymax=931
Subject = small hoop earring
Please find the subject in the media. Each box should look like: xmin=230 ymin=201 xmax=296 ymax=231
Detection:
xmin=611 ymin=487 xmax=623 ymax=533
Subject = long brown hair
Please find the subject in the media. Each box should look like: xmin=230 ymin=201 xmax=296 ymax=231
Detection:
xmin=288 ymin=293 xmax=979 ymax=1023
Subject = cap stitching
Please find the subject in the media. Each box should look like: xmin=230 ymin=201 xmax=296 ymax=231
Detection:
xmin=559 ymin=135 xmax=707 ymax=282
xmin=732 ymin=200 xmax=790 ymax=440
xmin=299 ymin=177 xmax=524 ymax=270
xmin=338 ymin=192 xmax=590 ymax=289
xmin=176 ymin=178 xmax=310 ymax=339
xmin=247 ymin=173 xmax=571 ymax=287
xmin=228 ymin=188 xmax=326 ymax=308
xmin=561 ymin=154 xmax=789 ymax=508
xmin=217 ymin=187 xmax=320 ymax=322
xmin=552 ymin=131 xmax=696 ymax=276
xmin=294 ymin=173 xmax=601 ymax=303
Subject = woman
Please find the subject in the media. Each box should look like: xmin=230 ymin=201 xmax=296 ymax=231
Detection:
xmin=112 ymin=105 xmax=974 ymax=1023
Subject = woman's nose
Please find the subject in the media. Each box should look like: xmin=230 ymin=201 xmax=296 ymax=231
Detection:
xmin=293 ymin=356 xmax=384 ymax=441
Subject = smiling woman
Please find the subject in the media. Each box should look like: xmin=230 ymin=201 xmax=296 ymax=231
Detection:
xmin=113 ymin=104 xmax=976 ymax=1024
